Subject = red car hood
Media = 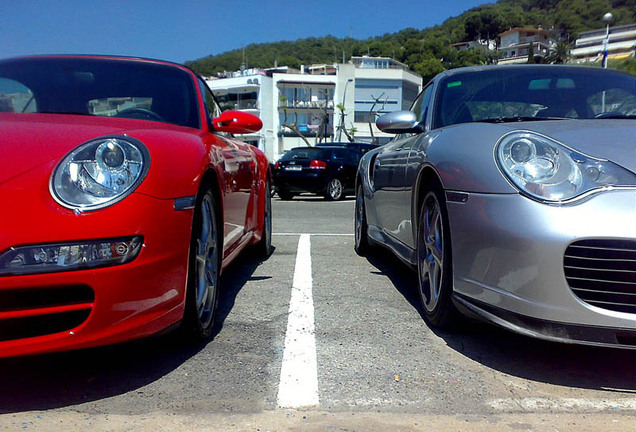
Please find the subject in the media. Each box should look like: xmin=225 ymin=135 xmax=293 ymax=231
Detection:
xmin=0 ymin=113 xmax=183 ymax=185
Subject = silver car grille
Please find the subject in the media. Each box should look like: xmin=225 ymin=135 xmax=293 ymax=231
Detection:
xmin=564 ymin=239 xmax=636 ymax=314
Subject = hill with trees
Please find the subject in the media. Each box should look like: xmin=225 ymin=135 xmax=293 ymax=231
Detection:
xmin=186 ymin=0 xmax=635 ymax=80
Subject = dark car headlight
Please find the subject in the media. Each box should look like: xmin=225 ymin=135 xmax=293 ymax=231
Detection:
xmin=496 ymin=131 xmax=636 ymax=203
xmin=51 ymin=136 xmax=150 ymax=211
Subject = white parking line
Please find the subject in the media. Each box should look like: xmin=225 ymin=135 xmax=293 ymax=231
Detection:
xmin=273 ymin=233 xmax=354 ymax=236
xmin=489 ymin=397 xmax=636 ymax=411
xmin=277 ymin=234 xmax=319 ymax=408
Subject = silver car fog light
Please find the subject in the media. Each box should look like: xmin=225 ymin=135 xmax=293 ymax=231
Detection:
xmin=0 ymin=236 xmax=143 ymax=276
xmin=496 ymin=131 xmax=636 ymax=203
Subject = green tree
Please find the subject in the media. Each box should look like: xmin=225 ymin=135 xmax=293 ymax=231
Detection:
xmin=414 ymin=58 xmax=446 ymax=83
xmin=527 ymin=42 xmax=537 ymax=63
xmin=613 ymin=58 xmax=636 ymax=75
xmin=185 ymin=0 xmax=636 ymax=76
xmin=545 ymin=40 xmax=572 ymax=64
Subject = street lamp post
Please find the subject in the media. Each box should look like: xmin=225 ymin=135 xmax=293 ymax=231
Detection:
xmin=601 ymin=12 xmax=613 ymax=113
xmin=602 ymin=12 xmax=613 ymax=68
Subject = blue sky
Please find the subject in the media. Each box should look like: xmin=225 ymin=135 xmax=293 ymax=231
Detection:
xmin=2 ymin=0 xmax=493 ymax=64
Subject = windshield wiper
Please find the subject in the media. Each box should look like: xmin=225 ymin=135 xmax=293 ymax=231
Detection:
xmin=39 ymin=111 xmax=93 ymax=116
xmin=479 ymin=116 xmax=572 ymax=123
xmin=594 ymin=113 xmax=636 ymax=119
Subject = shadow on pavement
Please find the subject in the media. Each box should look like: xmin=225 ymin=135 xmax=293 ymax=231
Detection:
xmin=213 ymin=245 xmax=275 ymax=337
xmin=0 ymin=248 xmax=268 ymax=414
xmin=364 ymin=246 xmax=636 ymax=393
xmin=274 ymin=195 xmax=354 ymax=202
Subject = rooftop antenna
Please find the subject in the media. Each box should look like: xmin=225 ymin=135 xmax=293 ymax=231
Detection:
xmin=240 ymin=45 xmax=247 ymax=73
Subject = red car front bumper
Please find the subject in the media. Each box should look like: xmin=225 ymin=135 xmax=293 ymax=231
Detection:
xmin=0 ymin=184 xmax=194 ymax=357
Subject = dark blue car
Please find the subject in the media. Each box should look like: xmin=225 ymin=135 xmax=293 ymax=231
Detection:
xmin=274 ymin=145 xmax=373 ymax=200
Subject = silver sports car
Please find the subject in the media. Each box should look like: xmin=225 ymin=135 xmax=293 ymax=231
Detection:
xmin=355 ymin=65 xmax=636 ymax=349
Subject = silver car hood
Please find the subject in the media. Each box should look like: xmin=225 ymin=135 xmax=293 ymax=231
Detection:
xmin=426 ymin=119 xmax=636 ymax=195
xmin=520 ymin=120 xmax=636 ymax=173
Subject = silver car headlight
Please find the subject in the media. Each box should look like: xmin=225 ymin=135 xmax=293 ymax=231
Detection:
xmin=496 ymin=131 xmax=636 ymax=203
xmin=51 ymin=136 xmax=150 ymax=211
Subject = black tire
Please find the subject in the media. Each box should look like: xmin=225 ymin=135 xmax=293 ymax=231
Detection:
xmin=416 ymin=187 xmax=458 ymax=328
xmin=278 ymin=188 xmax=294 ymax=200
xmin=325 ymin=177 xmax=344 ymax=201
xmin=181 ymin=188 xmax=221 ymax=341
xmin=354 ymin=184 xmax=370 ymax=256
xmin=254 ymin=179 xmax=273 ymax=257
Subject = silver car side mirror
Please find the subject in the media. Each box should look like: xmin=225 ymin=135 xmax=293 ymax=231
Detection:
xmin=376 ymin=111 xmax=420 ymax=134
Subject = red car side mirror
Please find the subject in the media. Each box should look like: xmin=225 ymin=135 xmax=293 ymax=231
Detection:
xmin=212 ymin=110 xmax=263 ymax=134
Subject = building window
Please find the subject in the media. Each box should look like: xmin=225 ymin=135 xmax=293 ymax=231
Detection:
xmin=354 ymin=111 xmax=372 ymax=123
xmin=278 ymin=85 xmax=334 ymax=108
xmin=216 ymin=91 xmax=258 ymax=111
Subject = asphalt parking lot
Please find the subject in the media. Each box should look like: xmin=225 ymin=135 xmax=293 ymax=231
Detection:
xmin=1 ymin=195 xmax=636 ymax=431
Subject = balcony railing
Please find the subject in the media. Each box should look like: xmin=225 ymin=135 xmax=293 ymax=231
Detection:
xmin=278 ymin=100 xmax=334 ymax=109
xmin=220 ymin=101 xmax=259 ymax=111
xmin=278 ymin=126 xmax=333 ymax=138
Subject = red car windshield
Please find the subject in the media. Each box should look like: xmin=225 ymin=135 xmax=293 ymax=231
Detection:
xmin=0 ymin=57 xmax=200 ymax=128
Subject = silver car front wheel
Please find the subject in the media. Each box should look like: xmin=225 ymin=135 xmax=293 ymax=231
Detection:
xmin=417 ymin=188 xmax=458 ymax=328
xmin=354 ymin=184 xmax=370 ymax=255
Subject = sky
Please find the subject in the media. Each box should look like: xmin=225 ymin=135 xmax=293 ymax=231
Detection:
xmin=2 ymin=0 xmax=494 ymax=64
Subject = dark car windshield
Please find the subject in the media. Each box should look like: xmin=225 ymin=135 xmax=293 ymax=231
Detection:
xmin=0 ymin=57 xmax=200 ymax=128
xmin=435 ymin=66 xmax=636 ymax=128
xmin=280 ymin=147 xmax=359 ymax=163
xmin=280 ymin=148 xmax=325 ymax=161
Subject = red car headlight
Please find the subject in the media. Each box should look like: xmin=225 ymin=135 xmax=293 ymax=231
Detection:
xmin=50 ymin=136 xmax=150 ymax=211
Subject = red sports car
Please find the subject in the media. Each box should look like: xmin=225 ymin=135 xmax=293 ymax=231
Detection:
xmin=0 ymin=55 xmax=272 ymax=357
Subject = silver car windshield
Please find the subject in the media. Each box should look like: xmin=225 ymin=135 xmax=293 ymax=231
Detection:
xmin=435 ymin=67 xmax=636 ymax=127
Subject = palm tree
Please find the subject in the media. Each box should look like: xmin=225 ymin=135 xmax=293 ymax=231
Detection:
xmin=545 ymin=40 xmax=572 ymax=64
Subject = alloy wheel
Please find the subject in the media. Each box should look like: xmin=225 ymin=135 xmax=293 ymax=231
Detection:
xmin=194 ymin=193 xmax=219 ymax=329
xmin=327 ymin=178 xmax=343 ymax=200
xmin=256 ymin=181 xmax=273 ymax=257
xmin=418 ymin=193 xmax=444 ymax=312
xmin=354 ymin=186 xmax=369 ymax=255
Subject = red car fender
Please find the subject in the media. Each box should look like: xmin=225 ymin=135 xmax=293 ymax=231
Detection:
xmin=253 ymin=149 xmax=272 ymax=243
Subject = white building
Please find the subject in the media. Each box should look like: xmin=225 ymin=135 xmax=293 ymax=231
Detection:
xmin=450 ymin=39 xmax=497 ymax=51
xmin=498 ymin=27 xmax=555 ymax=64
xmin=206 ymin=69 xmax=275 ymax=155
xmin=206 ymin=56 xmax=422 ymax=161
xmin=571 ymin=24 xmax=636 ymax=64
xmin=341 ymin=56 xmax=421 ymax=146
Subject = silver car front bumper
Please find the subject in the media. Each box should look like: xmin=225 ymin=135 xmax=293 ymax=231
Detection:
xmin=447 ymin=189 xmax=636 ymax=348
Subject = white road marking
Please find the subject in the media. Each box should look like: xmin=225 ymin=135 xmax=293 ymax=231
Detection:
xmin=277 ymin=234 xmax=319 ymax=408
xmin=489 ymin=397 xmax=636 ymax=412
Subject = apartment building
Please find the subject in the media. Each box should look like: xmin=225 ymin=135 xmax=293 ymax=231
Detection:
xmin=571 ymin=24 xmax=636 ymax=64
xmin=497 ymin=27 xmax=555 ymax=64
xmin=206 ymin=56 xmax=422 ymax=161
xmin=339 ymin=56 xmax=421 ymax=146
xmin=206 ymin=68 xmax=275 ymax=154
